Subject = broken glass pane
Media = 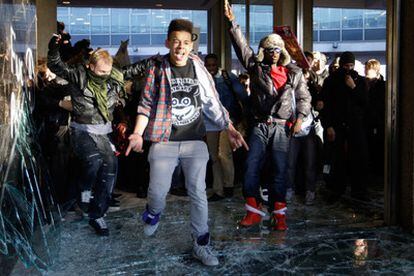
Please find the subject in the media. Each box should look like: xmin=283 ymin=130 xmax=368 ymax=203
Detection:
xmin=0 ymin=1 xmax=61 ymax=273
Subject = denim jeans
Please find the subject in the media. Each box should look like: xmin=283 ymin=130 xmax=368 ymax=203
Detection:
xmin=71 ymin=128 xmax=117 ymax=219
xmin=243 ymin=123 xmax=290 ymax=206
xmin=146 ymin=141 xmax=210 ymax=237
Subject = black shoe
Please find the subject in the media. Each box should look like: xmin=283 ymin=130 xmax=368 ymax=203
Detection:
xmin=79 ymin=202 xmax=90 ymax=213
xmin=109 ymin=198 xmax=120 ymax=207
xmin=136 ymin=188 xmax=147 ymax=198
xmin=89 ymin=218 xmax=109 ymax=236
xmin=108 ymin=198 xmax=120 ymax=211
xmin=208 ymin=193 xmax=225 ymax=202
xmin=112 ymin=193 xmax=122 ymax=199
xmin=170 ymin=187 xmax=188 ymax=197
xmin=223 ymin=187 xmax=234 ymax=198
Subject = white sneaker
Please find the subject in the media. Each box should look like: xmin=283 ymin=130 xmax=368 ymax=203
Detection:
xmin=193 ymin=243 xmax=219 ymax=266
xmin=143 ymin=222 xmax=159 ymax=236
xmin=286 ymin=188 xmax=295 ymax=203
xmin=259 ymin=187 xmax=269 ymax=204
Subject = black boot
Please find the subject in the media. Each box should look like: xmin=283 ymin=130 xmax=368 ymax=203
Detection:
xmin=223 ymin=187 xmax=234 ymax=198
xmin=208 ymin=193 xmax=225 ymax=202
xmin=89 ymin=217 xmax=109 ymax=236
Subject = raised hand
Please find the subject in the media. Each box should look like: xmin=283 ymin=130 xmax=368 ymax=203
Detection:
xmin=227 ymin=123 xmax=249 ymax=151
xmin=345 ymin=75 xmax=356 ymax=89
xmin=48 ymin=34 xmax=61 ymax=50
xmin=224 ymin=0 xmax=235 ymax=21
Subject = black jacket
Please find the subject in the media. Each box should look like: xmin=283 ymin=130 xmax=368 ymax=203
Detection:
xmin=307 ymin=69 xmax=329 ymax=107
xmin=322 ymin=68 xmax=368 ymax=129
xmin=47 ymin=47 xmax=153 ymax=125
xmin=35 ymin=75 xmax=71 ymax=128
xmin=228 ymin=21 xmax=311 ymax=122
xmin=366 ymin=75 xmax=385 ymax=130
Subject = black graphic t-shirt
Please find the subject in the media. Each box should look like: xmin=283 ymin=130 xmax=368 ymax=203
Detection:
xmin=169 ymin=59 xmax=206 ymax=141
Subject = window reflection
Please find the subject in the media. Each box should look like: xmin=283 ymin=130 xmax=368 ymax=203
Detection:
xmin=58 ymin=7 xmax=208 ymax=59
xmin=249 ymin=4 xmax=273 ymax=45
xmin=231 ymin=1 xmax=274 ymax=74
xmin=313 ymin=7 xmax=386 ymax=42
xmin=342 ymin=9 xmax=363 ymax=29
xmin=319 ymin=8 xmax=341 ymax=30
xmin=313 ymin=5 xmax=386 ymax=74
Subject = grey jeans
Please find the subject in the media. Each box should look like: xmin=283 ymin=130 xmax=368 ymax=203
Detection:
xmin=147 ymin=140 xmax=210 ymax=237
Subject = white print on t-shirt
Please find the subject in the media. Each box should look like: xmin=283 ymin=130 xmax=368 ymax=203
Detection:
xmin=171 ymin=78 xmax=201 ymax=126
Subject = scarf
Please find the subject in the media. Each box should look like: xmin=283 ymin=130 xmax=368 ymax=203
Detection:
xmin=86 ymin=67 xmax=124 ymax=122
xmin=271 ymin=65 xmax=288 ymax=90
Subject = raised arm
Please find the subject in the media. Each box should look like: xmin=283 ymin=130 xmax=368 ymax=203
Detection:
xmin=122 ymin=55 xmax=161 ymax=80
xmin=47 ymin=35 xmax=81 ymax=84
xmin=224 ymin=0 xmax=256 ymax=70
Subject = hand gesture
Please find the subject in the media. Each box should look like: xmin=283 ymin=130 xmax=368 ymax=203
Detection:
xmin=125 ymin=133 xmax=144 ymax=156
xmin=224 ymin=0 xmax=235 ymax=21
xmin=227 ymin=123 xmax=249 ymax=151
xmin=345 ymin=75 xmax=356 ymax=89
xmin=58 ymin=100 xmax=73 ymax=111
xmin=48 ymin=34 xmax=61 ymax=50
xmin=290 ymin=118 xmax=303 ymax=136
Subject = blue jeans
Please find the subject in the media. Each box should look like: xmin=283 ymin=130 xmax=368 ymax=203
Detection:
xmin=71 ymin=129 xmax=117 ymax=219
xmin=243 ymin=123 xmax=290 ymax=206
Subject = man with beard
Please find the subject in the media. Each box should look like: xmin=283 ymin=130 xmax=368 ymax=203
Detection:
xmin=224 ymin=0 xmax=311 ymax=230
xmin=322 ymin=51 xmax=369 ymax=201
xmin=126 ymin=19 xmax=247 ymax=266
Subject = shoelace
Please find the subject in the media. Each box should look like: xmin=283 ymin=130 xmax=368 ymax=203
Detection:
xmin=198 ymin=245 xmax=214 ymax=257
xmin=95 ymin=218 xmax=108 ymax=229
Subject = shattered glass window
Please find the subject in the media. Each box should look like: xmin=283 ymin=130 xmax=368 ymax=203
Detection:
xmin=0 ymin=1 xmax=61 ymax=273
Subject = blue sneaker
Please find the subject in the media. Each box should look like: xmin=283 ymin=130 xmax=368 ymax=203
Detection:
xmin=142 ymin=207 xmax=160 ymax=236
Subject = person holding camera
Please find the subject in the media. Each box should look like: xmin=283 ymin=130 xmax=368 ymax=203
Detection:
xmin=322 ymin=51 xmax=369 ymax=201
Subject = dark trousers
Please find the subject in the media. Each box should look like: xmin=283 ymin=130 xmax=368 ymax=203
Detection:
xmin=367 ymin=126 xmax=384 ymax=176
xmin=329 ymin=121 xmax=369 ymax=197
xmin=287 ymin=130 xmax=317 ymax=193
xmin=71 ymin=129 xmax=117 ymax=219
xmin=116 ymin=145 xmax=149 ymax=194
xmin=243 ymin=123 xmax=290 ymax=206
xmin=42 ymin=126 xmax=75 ymax=205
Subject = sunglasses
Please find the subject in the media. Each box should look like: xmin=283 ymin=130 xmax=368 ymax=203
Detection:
xmin=264 ymin=47 xmax=282 ymax=55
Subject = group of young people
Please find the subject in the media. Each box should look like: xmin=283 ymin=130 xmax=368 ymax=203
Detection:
xmin=45 ymin=0 xmax=368 ymax=266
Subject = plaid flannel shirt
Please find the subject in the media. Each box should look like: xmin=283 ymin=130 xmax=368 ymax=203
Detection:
xmin=137 ymin=54 xmax=230 ymax=142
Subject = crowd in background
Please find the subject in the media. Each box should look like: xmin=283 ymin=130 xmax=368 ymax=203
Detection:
xmin=35 ymin=19 xmax=385 ymax=237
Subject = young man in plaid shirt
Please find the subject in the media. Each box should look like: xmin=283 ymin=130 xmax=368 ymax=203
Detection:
xmin=126 ymin=19 xmax=247 ymax=266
